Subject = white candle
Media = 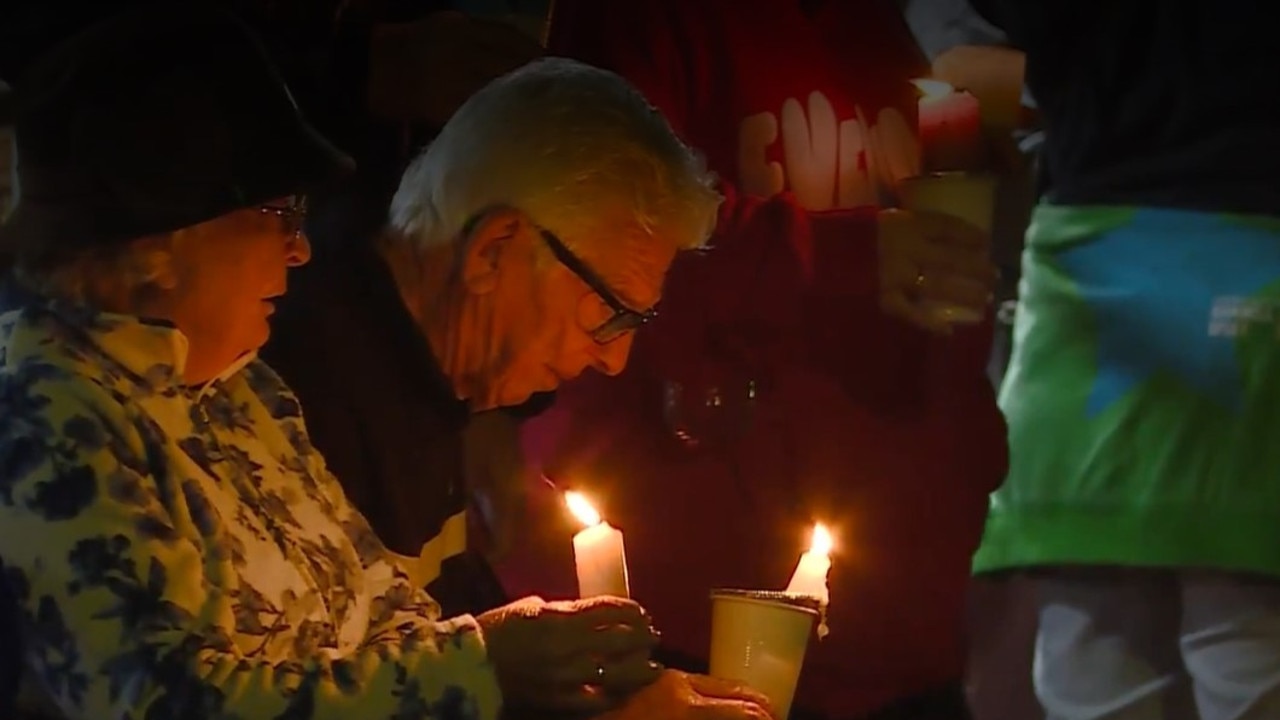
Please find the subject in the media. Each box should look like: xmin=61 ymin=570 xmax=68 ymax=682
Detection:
xmin=786 ymin=523 xmax=833 ymax=605
xmin=566 ymin=491 xmax=630 ymax=598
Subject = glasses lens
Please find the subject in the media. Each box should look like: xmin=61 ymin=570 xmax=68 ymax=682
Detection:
xmin=287 ymin=198 xmax=307 ymax=235
xmin=592 ymin=311 xmax=651 ymax=344
xmin=261 ymin=199 xmax=307 ymax=235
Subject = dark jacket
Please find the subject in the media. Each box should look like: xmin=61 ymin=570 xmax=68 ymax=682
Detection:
xmin=262 ymin=229 xmax=552 ymax=616
xmin=972 ymin=0 xmax=1280 ymax=217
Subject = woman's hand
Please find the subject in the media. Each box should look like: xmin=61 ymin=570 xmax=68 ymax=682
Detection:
xmin=599 ymin=670 xmax=775 ymax=720
xmin=877 ymin=208 xmax=998 ymax=334
xmin=478 ymin=595 xmax=661 ymax=713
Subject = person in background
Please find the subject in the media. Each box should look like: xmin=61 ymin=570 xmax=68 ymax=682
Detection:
xmin=503 ymin=1 xmax=1008 ymax=718
xmin=897 ymin=3 xmax=1041 ymax=719
xmin=898 ymin=0 xmax=1040 ymax=388
xmin=968 ymin=2 xmax=1280 ymax=719
xmin=0 ymin=6 xmax=770 ymax=720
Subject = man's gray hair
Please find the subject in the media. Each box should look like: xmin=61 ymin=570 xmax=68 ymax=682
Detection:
xmin=389 ymin=57 xmax=720 ymax=256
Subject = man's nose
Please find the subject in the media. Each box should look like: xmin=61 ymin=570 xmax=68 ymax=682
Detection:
xmin=591 ymin=334 xmax=636 ymax=376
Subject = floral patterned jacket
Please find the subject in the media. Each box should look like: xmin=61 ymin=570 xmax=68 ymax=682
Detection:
xmin=0 ymin=292 xmax=502 ymax=719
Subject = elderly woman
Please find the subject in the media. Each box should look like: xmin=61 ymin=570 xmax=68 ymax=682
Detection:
xmin=0 ymin=6 xmax=769 ymax=720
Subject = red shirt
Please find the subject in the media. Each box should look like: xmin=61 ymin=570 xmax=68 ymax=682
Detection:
xmin=499 ymin=1 xmax=1008 ymax=717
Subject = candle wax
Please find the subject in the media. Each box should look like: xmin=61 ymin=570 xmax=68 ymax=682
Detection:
xmin=918 ymin=89 xmax=983 ymax=172
xmin=786 ymin=551 xmax=831 ymax=606
xmin=573 ymin=521 xmax=630 ymax=599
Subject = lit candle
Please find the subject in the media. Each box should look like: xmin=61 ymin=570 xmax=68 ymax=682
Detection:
xmin=566 ymin=491 xmax=630 ymax=599
xmin=913 ymin=78 xmax=983 ymax=172
xmin=786 ymin=523 xmax=833 ymax=606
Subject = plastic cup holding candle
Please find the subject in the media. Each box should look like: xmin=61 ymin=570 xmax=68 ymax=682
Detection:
xmin=709 ymin=589 xmax=820 ymax=720
xmin=899 ymin=171 xmax=998 ymax=325
xmin=565 ymin=491 xmax=630 ymax=598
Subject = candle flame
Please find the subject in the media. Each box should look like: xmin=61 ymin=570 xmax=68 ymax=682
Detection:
xmin=810 ymin=523 xmax=833 ymax=557
xmin=565 ymin=491 xmax=602 ymax=528
xmin=912 ymin=78 xmax=954 ymax=101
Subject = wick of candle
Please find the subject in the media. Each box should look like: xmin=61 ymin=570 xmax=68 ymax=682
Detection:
xmin=912 ymin=78 xmax=956 ymax=101
xmin=565 ymin=491 xmax=603 ymax=528
xmin=809 ymin=523 xmax=833 ymax=556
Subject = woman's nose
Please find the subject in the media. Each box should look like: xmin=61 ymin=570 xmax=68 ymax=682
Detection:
xmin=286 ymin=230 xmax=312 ymax=267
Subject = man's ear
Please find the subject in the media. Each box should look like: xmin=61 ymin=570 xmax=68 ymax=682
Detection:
xmin=459 ymin=207 xmax=532 ymax=295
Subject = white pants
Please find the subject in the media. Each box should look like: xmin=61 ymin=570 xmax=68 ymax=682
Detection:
xmin=1033 ymin=569 xmax=1280 ymax=720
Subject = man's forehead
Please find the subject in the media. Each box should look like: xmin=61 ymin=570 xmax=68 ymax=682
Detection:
xmin=580 ymin=237 xmax=677 ymax=310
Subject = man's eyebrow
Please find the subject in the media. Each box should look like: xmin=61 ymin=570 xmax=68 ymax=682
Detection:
xmin=607 ymin=268 xmax=662 ymax=311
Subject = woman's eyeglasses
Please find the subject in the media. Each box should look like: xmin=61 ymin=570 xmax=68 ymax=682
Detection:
xmin=259 ymin=197 xmax=308 ymax=237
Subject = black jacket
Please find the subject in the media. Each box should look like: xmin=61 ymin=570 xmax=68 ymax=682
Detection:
xmin=972 ymin=0 xmax=1280 ymax=217
xmin=262 ymin=229 xmax=551 ymax=616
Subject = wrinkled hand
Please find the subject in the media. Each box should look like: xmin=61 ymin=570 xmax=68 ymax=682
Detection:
xmin=877 ymin=208 xmax=998 ymax=334
xmin=367 ymin=11 xmax=544 ymax=126
xmin=478 ymin=596 xmax=662 ymax=713
xmin=599 ymin=671 xmax=775 ymax=720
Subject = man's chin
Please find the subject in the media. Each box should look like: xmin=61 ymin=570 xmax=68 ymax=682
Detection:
xmin=496 ymin=377 xmax=566 ymax=410
xmin=473 ymin=384 xmax=534 ymax=413
xmin=473 ymin=367 xmax=575 ymax=410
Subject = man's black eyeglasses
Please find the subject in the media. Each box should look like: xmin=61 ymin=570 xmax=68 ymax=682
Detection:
xmin=540 ymin=229 xmax=656 ymax=344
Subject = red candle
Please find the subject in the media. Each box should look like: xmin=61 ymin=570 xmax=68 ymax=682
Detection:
xmin=913 ymin=79 xmax=983 ymax=172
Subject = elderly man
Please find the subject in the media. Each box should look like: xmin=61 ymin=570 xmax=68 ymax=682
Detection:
xmin=262 ymin=57 xmax=720 ymax=610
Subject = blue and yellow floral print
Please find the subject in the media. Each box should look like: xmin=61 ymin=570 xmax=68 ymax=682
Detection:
xmin=0 ymin=292 xmax=501 ymax=720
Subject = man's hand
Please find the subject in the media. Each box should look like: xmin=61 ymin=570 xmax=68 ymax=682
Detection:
xmin=367 ymin=11 xmax=543 ymax=127
xmin=878 ymin=209 xmax=998 ymax=334
xmin=599 ymin=671 xmax=774 ymax=720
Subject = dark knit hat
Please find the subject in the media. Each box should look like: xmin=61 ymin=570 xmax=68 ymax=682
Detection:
xmin=1 ymin=2 xmax=353 ymax=267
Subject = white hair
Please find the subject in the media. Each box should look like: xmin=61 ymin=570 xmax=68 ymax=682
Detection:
xmin=388 ymin=57 xmax=721 ymax=258
xmin=16 ymin=231 xmax=177 ymax=307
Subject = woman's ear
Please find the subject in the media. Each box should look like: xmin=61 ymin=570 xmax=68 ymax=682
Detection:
xmin=459 ymin=207 xmax=534 ymax=295
xmin=92 ymin=232 xmax=178 ymax=314
xmin=132 ymin=232 xmax=179 ymax=291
